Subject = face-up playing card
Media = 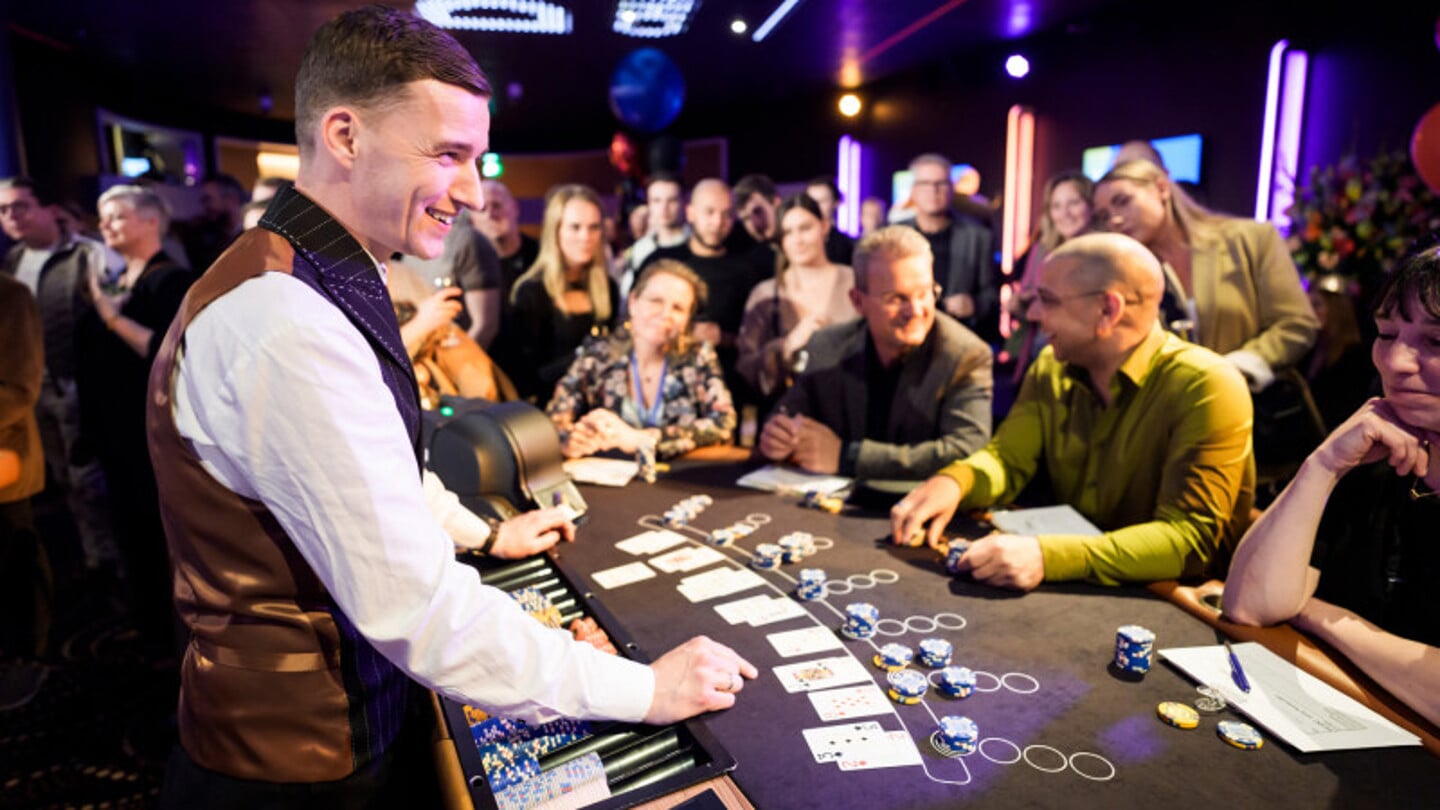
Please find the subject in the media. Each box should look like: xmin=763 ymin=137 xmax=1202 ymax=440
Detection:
xmin=589 ymin=561 xmax=655 ymax=590
xmin=836 ymin=730 xmax=923 ymax=771
xmin=714 ymin=594 xmax=774 ymax=624
xmin=651 ymin=545 xmax=725 ymax=573
xmin=802 ymin=721 xmax=885 ymax=763
xmin=744 ymin=597 xmax=808 ymax=627
xmin=676 ymin=566 xmax=767 ymax=602
xmin=614 ymin=529 xmax=688 ymax=556
xmin=774 ymin=655 xmax=871 ymax=693
xmin=766 ymin=626 xmax=845 ymax=658
xmin=807 ymin=683 xmax=892 ymax=722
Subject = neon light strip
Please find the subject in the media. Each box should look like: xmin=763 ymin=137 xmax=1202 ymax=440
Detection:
xmin=752 ymin=0 xmax=806 ymax=42
xmin=1271 ymin=50 xmax=1308 ymax=232
xmin=1254 ymin=40 xmax=1288 ymax=220
xmin=837 ymin=136 xmax=853 ymax=234
xmin=848 ymin=138 xmax=862 ymax=237
xmin=860 ymin=0 xmax=969 ymax=65
xmin=1000 ymin=105 xmax=1034 ymax=339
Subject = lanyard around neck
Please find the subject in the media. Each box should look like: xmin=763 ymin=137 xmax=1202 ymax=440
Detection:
xmin=629 ymin=351 xmax=667 ymax=427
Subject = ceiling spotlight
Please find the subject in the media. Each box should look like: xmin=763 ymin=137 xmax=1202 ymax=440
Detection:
xmin=1005 ymin=54 xmax=1030 ymax=78
xmin=838 ymin=93 xmax=862 ymax=117
xmin=730 ymin=18 xmax=748 ymax=35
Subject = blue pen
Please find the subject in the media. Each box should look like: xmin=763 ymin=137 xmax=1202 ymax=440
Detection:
xmin=1224 ymin=640 xmax=1251 ymax=693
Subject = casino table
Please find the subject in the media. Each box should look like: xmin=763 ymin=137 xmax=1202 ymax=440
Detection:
xmin=441 ymin=455 xmax=1440 ymax=808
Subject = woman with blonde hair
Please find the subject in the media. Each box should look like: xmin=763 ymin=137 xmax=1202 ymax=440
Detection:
xmin=1095 ymin=159 xmax=1317 ymax=390
xmin=548 ymin=259 xmax=735 ymax=460
xmin=736 ymin=193 xmax=856 ymax=400
xmin=507 ymin=184 xmax=618 ymax=404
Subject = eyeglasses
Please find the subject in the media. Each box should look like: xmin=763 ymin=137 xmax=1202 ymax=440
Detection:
xmin=0 ymin=201 xmax=33 ymax=217
xmin=867 ymin=284 xmax=942 ymax=312
xmin=911 ymin=180 xmax=950 ymax=191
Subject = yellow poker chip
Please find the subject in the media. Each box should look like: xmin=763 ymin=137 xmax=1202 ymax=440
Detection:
xmin=1156 ymin=701 xmax=1200 ymax=729
xmin=887 ymin=688 xmax=921 ymax=705
xmin=1217 ymin=720 xmax=1264 ymax=750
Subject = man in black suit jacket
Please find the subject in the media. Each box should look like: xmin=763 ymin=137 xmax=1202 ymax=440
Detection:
xmin=894 ymin=153 xmax=998 ymax=341
xmin=758 ymin=226 xmax=992 ymax=480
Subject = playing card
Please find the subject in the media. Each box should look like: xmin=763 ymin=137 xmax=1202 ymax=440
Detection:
xmin=745 ymin=597 xmax=808 ymax=627
xmin=837 ymin=730 xmax=923 ymax=771
xmin=774 ymin=655 xmax=871 ymax=693
xmin=802 ymin=721 xmax=884 ymax=763
xmin=767 ymin=626 xmax=845 ymax=657
xmin=807 ymin=683 xmax=892 ymax=722
xmin=614 ymin=529 xmax=688 ymax=556
xmin=676 ymin=567 xmax=766 ymax=602
xmin=714 ymin=594 xmax=774 ymax=624
xmin=651 ymin=545 xmax=726 ymax=573
xmin=589 ymin=561 xmax=655 ymax=590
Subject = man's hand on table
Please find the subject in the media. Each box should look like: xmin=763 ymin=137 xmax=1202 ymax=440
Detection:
xmin=891 ymin=475 xmax=962 ymax=548
xmin=645 ymin=636 xmax=758 ymax=725
xmin=791 ymin=417 xmax=842 ymax=474
xmin=489 ymin=507 xmax=576 ymax=559
xmin=758 ymin=411 xmax=801 ymax=461
xmin=950 ymin=533 xmax=1046 ymax=591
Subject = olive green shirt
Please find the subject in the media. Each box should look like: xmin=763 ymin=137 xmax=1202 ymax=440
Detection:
xmin=939 ymin=327 xmax=1254 ymax=585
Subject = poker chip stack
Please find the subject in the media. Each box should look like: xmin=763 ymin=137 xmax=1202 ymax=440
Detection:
xmin=933 ymin=715 xmax=979 ymax=756
xmin=873 ymin=643 xmax=914 ymax=672
xmin=710 ymin=521 xmax=757 ymax=545
xmin=937 ymin=666 xmax=976 ymax=698
xmin=795 ymin=568 xmax=827 ymax=601
xmin=510 ymin=586 xmax=563 ymax=629
xmin=839 ymin=602 xmax=879 ymax=640
xmin=887 ymin=669 xmax=929 ymax=704
xmin=777 ymin=532 xmax=816 ymax=563
xmin=1114 ymin=624 xmax=1156 ymax=675
xmin=662 ymin=494 xmax=712 ymax=528
xmin=636 ymin=439 xmax=658 ymax=483
xmin=943 ymin=539 xmax=970 ymax=575
xmin=918 ymin=638 xmax=953 ymax=668
xmin=479 ymin=742 xmax=541 ymax=792
xmin=751 ymin=543 xmax=782 ymax=570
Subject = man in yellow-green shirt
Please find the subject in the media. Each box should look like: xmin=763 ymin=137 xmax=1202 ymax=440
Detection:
xmin=891 ymin=232 xmax=1254 ymax=589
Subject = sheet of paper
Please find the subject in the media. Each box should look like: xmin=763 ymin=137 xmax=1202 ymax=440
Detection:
xmin=774 ymin=655 xmax=871 ymax=693
xmin=990 ymin=504 xmax=1102 ymax=536
xmin=677 ymin=567 xmax=767 ymax=602
xmin=589 ymin=562 xmax=655 ymax=590
xmin=736 ymin=464 xmax=851 ymax=496
xmin=767 ymin=626 xmax=845 ymax=657
xmin=808 ymin=684 xmax=892 ymax=722
xmin=650 ymin=545 xmax=726 ymax=573
xmin=837 ymin=730 xmax=923 ymax=771
xmin=562 ymin=457 xmax=637 ymax=487
xmin=1160 ymin=642 xmax=1422 ymax=752
xmin=614 ymin=529 xmax=688 ymax=556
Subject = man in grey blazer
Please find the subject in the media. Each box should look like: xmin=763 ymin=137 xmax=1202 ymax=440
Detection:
xmin=758 ymin=226 xmax=993 ymax=480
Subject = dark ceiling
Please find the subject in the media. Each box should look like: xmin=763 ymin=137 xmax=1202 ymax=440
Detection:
xmin=7 ymin=0 xmax=1138 ymax=147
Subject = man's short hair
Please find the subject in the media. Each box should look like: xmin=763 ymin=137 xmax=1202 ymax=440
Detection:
xmin=647 ymin=172 xmax=683 ymax=194
xmin=806 ymin=176 xmax=841 ymax=200
xmin=852 ymin=225 xmax=932 ymax=292
xmin=0 ymin=177 xmax=49 ymax=205
xmin=98 ymin=184 xmax=173 ymax=232
xmin=201 ymin=173 xmax=248 ymax=204
xmin=294 ymin=6 xmax=492 ymax=156
xmin=909 ymin=153 xmax=952 ymax=175
xmin=733 ymin=173 xmax=778 ymax=205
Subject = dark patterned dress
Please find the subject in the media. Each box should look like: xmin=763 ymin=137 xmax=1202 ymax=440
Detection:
xmin=547 ymin=330 xmax=736 ymax=459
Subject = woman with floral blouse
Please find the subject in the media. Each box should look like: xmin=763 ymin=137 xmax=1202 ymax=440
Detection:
xmin=547 ymin=259 xmax=736 ymax=460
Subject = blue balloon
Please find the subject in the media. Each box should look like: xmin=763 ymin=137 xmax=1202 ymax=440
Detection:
xmin=609 ymin=48 xmax=685 ymax=133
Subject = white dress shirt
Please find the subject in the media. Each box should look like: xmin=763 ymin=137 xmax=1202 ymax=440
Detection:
xmin=171 ymin=271 xmax=654 ymax=724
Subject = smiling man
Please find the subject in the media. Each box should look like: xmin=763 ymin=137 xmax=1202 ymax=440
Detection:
xmin=891 ymin=233 xmax=1254 ymax=590
xmin=148 ymin=8 xmax=753 ymax=806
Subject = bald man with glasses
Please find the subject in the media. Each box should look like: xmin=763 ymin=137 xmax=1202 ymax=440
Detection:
xmin=892 ymin=232 xmax=1255 ymax=590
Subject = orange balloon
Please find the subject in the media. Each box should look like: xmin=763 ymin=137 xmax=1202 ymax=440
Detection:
xmin=1411 ymin=102 xmax=1440 ymax=194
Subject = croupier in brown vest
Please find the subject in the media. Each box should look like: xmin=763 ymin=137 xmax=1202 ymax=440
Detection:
xmin=148 ymin=8 xmax=755 ymax=807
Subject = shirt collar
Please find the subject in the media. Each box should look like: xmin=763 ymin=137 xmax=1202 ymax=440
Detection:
xmin=1116 ymin=324 xmax=1169 ymax=389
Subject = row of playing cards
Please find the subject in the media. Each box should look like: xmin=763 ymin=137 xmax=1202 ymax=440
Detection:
xmin=713 ymin=594 xmax=808 ymax=627
xmin=802 ymin=722 xmax=922 ymax=771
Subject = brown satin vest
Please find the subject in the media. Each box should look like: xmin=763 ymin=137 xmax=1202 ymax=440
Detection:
xmin=147 ymin=228 xmax=371 ymax=783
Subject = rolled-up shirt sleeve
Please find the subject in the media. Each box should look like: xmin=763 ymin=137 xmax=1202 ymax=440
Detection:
xmin=175 ymin=273 xmax=654 ymax=724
